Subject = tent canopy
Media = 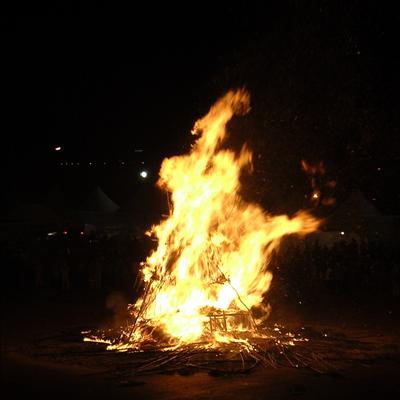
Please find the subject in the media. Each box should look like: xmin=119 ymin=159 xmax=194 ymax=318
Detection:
xmin=79 ymin=186 xmax=119 ymax=214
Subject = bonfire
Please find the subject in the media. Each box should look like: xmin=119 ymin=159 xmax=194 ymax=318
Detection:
xmin=85 ymin=89 xmax=321 ymax=373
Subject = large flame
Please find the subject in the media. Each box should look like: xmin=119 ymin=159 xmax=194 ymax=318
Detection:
xmin=131 ymin=89 xmax=319 ymax=344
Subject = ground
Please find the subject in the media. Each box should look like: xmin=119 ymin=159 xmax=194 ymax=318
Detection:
xmin=2 ymin=290 xmax=400 ymax=399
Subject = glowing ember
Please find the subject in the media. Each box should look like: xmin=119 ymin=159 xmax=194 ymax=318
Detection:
xmin=301 ymin=159 xmax=336 ymax=206
xmin=91 ymin=89 xmax=320 ymax=349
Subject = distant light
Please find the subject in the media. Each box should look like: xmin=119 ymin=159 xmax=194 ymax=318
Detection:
xmin=377 ymin=167 xmax=381 ymax=171
xmin=89 ymin=162 xmax=92 ymax=166
xmin=340 ymin=231 xmax=345 ymax=235
xmin=63 ymin=231 xmax=68 ymax=235
xmin=312 ymin=193 xmax=319 ymax=199
xmin=54 ymin=146 xmax=62 ymax=151
xmin=80 ymin=231 xmax=84 ymax=236
xmin=140 ymin=170 xmax=148 ymax=179
xmin=47 ymin=232 xmax=57 ymax=236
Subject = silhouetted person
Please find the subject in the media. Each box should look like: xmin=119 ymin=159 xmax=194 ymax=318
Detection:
xmin=33 ymin=259 xmax=44 ymax=289
xmin=60 ymin=260 xmax=70 ymax=291
xmin=391 ymin=264 xmax=400 ymax=299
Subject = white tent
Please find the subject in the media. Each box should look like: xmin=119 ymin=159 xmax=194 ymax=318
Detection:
xmin=79 ymin=186 xmax=119 ymax=214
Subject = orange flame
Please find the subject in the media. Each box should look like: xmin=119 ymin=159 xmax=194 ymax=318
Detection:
xmin=127 ymin=89 xmax=319 ymax=344
xmin=301 ymin=160 xmax=336 ymax=206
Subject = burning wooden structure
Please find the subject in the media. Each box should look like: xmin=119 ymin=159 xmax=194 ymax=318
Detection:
xmin=85 ymin=89 xmax=320 ymax=364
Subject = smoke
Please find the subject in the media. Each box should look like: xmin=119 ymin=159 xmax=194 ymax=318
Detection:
xmin=105 ymin=291 xmax=130 ymax=328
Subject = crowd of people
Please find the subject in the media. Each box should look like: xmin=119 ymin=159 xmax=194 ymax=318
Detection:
xmin=1 ymin=231 xmax=399 ymax=308
xmin=1 ymin=231 xmax=154 ymax=297
xmin=268 ymin=237 xmax=400 ymax=307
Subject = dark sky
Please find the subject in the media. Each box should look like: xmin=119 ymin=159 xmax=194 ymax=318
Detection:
xmin=3 ymin=1 xmax=400 ymax=214
xmin=4 ymin=3 xmax=262 ymax=158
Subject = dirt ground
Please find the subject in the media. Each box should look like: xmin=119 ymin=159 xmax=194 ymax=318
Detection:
xmin=2 ymin=290 xmax=400 ymax=399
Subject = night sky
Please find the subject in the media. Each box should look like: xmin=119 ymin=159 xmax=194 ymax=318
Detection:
xmin=3 ymin=1 xmax=400 ymax=215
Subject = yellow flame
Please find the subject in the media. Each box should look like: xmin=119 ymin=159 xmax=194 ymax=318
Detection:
xmin=131 ymin=89 xmax=319 ymax=343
